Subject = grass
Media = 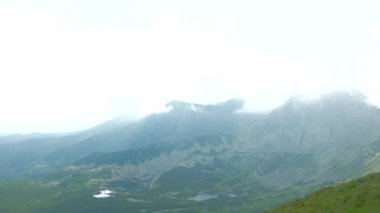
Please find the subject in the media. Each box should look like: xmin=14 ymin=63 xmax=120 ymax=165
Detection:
xmin=270 ymin=173 xmax=380 ymax=213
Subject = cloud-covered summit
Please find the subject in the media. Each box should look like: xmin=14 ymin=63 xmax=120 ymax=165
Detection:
xmin=166 ymin=99 xmax=244 ymax=113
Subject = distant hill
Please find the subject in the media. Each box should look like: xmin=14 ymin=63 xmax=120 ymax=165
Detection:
xmin=271 ymin=172 xmax=380 ymax=212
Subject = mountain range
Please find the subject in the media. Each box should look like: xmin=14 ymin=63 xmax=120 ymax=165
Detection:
xmin=1 ymin=91 xmax=380 ymax=212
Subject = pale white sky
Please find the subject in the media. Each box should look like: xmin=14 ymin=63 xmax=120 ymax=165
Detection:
xmin=0 ymin=0 xmax=380 ymax=133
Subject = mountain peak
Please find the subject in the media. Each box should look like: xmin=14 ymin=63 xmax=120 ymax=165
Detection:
xmin=166 ymin=99 xmax=244 ymax=113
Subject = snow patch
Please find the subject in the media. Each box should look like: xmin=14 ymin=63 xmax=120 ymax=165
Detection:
xmin=93 ymin=189 xmax=114 ymax=198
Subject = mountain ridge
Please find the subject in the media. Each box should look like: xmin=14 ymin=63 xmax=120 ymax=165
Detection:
xmin=1 ymin=91 xmax=380 ymax=212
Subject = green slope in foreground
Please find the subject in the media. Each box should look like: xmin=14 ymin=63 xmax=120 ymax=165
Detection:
xmin=271 ymin=173 xmax=380 ymax=213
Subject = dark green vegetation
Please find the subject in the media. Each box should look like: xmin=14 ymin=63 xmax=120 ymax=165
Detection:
xmin=271 ymin=172 xmax=380 ymax=213
xmin=2 ymin=92 xmax=380 ymax=212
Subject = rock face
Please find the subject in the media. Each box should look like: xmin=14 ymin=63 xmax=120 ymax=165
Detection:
xmin=2 ymin=92 xmax=380 ymax=212
xmin=166 ymin=99 xmax=244 ymax=113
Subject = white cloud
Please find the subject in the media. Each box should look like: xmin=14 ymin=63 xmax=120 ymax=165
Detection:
xmin=0 ymin=7 xmax=379 ymax=133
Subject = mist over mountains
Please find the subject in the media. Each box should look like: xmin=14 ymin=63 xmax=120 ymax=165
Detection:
xmin=1 ymin=91 xmax=380 ymax=212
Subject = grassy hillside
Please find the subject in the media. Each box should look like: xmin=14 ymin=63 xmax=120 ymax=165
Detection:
xmin=271 ymin=173 xmax=380 ymax=213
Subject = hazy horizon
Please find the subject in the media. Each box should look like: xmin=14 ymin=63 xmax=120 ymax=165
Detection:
xmin=1 ymin=0 xmax=380 ymax=134
xmin=0 ymin=90 xmax=374 ymax=135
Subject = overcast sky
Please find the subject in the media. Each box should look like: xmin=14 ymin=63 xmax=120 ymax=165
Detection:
xmin=1 ymin=0 xmax=380 ymax=134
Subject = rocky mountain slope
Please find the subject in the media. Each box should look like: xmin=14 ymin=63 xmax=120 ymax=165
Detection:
xmin=1 ymin=91 xmax=380 ymax=212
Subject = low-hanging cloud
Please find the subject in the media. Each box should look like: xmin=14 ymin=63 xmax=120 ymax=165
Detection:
xmin=0 ymin=5 xmax=379 ymax=133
